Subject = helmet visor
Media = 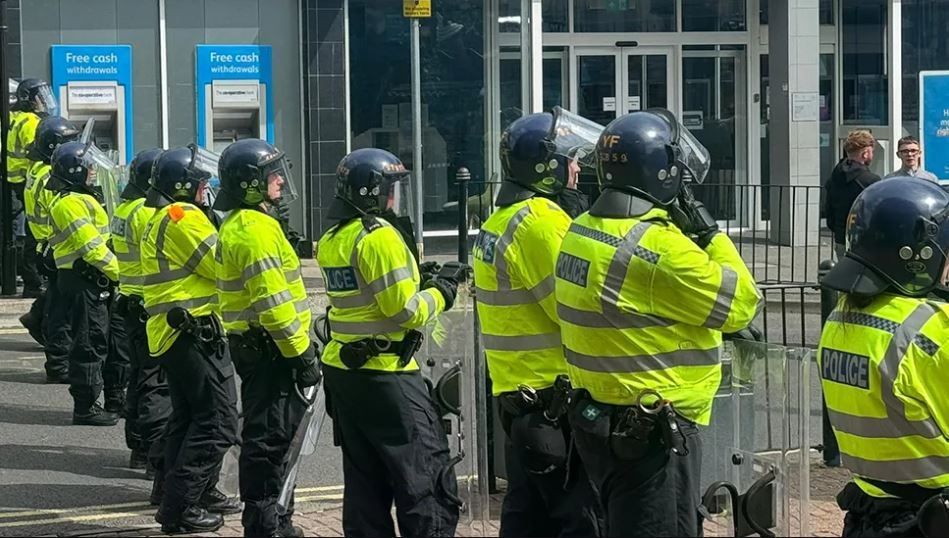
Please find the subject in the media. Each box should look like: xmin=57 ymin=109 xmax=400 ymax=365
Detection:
xmin=546 ymin=106 xmax=603 ymax=169
xmin=82 ymin=143 xmax=119 ymax=217
xmin=260 ymin=152 xmax=297 ymax=206
xmin=650 ymin=109 xmax=711 ymax=184
xmin=35 ymin=84 xmax=58 ymax=116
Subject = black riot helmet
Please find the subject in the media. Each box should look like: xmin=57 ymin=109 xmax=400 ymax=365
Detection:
xmin=47 ymin=141 xmax=97 ymax=195
xmin=27 ymin=116 xmax=80 ymax=164
xmin=822 ymin=177 xmax=949 ymax=298
xmin=327 ymin=148 xmax=409 ymax=221
xmin=122 ymin=148 xmax=164 ymax=200
xmin=14 ymin=78 xmax=56 ymax=115
xmin=146 ymin=145 xmax=215 ymax=209
xmin=595 ymin=109 xmax=711 ymax=206
xmin=214 ymin=138 xmax=296 ymax=212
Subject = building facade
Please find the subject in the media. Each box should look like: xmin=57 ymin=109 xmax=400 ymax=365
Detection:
xmin=8 ymin=0 xmax=946 ymax=247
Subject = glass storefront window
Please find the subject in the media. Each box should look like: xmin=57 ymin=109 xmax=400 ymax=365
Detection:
xmin=760 ymin=0 xmax=834 ymax=25
xmin=348 ymin=0 xmax=486 ymax=235
xmin=902 ymin=0 xmax=949 ymax=138
xmin=499 ymin=0 xmax=568 ymax=32
xmin=682 ymin=0 xmax=746 ymax=31
xmin=574 ymin=0 xmax=675 ymax=32
xmin=841 ymin=0 xmax=887 ymax=125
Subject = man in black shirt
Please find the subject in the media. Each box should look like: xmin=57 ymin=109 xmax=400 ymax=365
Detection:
xmin=825 ymin=130 xmax=881 ymax=259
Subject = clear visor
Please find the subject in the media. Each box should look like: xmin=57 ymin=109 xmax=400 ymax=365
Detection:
xmin=261 ymin=154 xmax=297 ymax=205
xmin=190 ymin=144 xmax=220 ymax=179
xmin=82 ymin=143 xmax=119 ymax=217
xmin=80 ymin=118 xmax=96 ymax=144
xmin=34 ymin=85 xmax=58 ymax=115
xmin=545 ymin=106 xmax=604 ymax=169
xmin=387 ymin=174 xmax=415 ymax=218
xmin=650 ymin=108 xmax=711 ymax=184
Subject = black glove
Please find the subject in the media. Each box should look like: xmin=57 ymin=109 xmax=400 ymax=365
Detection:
xmin=724 ymin=324 xmax=765 ymax=343
xmin=286 ymin=345 xmax=321 ymax=388
xmin=436 ymin=261 xmax=472 ymax=283
xmin=423 ymin=277 xmax=458 ymax=311
xmin=678 ymin=197 xmax=719 ymax=248
xmin=419 ymin=261 xmax=441 ymax=286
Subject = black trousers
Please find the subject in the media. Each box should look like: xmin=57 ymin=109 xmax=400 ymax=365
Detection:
xmin=14 ymin=184 xmax=42 ymax=292
xmin=499 ymin=408 xmax=602 ymax=538
xmin=44 ymin=271 xmax=71 ymax=378
xmin=104 ymin=298 xmax=131 ymax=399
xmin=158 ymin=331 xmax=239 ymax=521
xmin=568 ymin=397 xmax=704 ymax=538
xmin=58 ymin=269 xmax=110 ymax=412
xmin=123 ymin=298 xmax=171 ymax=460
xmin=232 ymin=341 xmax=307 ymax=538
xmin=323 ymin=364 xmax=460 ymax=538
xmin=838 ymin=482 xmax=923 ymax=537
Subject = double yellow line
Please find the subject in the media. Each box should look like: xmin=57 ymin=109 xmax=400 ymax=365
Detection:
xmin=0 ymin=484 xmax=344 ymax=529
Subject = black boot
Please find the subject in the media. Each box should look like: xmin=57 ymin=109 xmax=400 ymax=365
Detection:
xmin=275 ymin=521 xmax=305 ymax=537
xmin=157 ymin=505 xmax=223 ymax=534
xmin=19 ymin=312 xmax=45 ymax=346
xmin=129 ymin=449 xmax=148 ymax=470
xmin=200 ymin=487 xmax=242 ymax=515
xmin=73 ymin=404 xmax=119 ymax=426
xmin=104 ymin=391 xmax=127 ymax=418
xmin=149 ymin=474 xmax=163 ymax=506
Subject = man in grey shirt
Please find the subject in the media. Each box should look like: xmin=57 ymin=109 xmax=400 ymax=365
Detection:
xmin=884 ymin=135 xmax=940 ymax=182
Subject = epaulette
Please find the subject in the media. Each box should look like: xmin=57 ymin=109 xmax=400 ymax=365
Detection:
xmin=361 ymin=215 xmax=383 ymax=233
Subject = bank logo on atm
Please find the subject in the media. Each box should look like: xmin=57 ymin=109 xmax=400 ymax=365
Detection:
xmin=820 ymin=347 xmax=870 ymax=389
xmin=324 ymin=266 xmax=359 ymax=292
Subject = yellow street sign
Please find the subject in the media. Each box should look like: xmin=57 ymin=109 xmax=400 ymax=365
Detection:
xmin=403 ymin=0 xmax=432 ymax=18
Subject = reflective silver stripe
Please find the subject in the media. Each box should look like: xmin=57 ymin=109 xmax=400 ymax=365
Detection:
xmin=329 ymin=318 xmax=402 ymax=335
xmin=482 ymin=332 xmax=561 ymax=352
xmin=271 ymin=318 xmax=303 ymax=341
xmin=331 ymin=293 xmax=376 ymax=308
xmin=477 ymin=275 xmax=554 ymax=306
xmin=224 ymin=297 xmax=310 ymax=324
xmin=843 ymin=452 xmax=949 ymax=483
xmin=391 ymin=291 xmax=438 ymax=325
xmin=154 ymin=216 xmax=172 ymax=272
xmin=557 ymin=302 xmax=672 ymax=329
xmin=286 ymin=266 xmax=302 ymax=283
xmin=116 ymin=251 xmax=139 ymax=263
xmin=181 ymin=236 xmax=216 ymax=273
xmin=253 ymin=289 xmax=295 ymax=313
xmin=218 ymin=277 xmax=245 ymax=292
xmin=122 ymin=275 xmax=145 ymax=286
xmin=146 ymin=294 xmax=218 ymax=316
xmin=218 ymin=257 xmax=292 ymax=292
xmin=828 ymin=303 xmax=943 ymax=441
xmin=295 ymin=298 xmax=311 ymax=314
xmin=55 ymin=235 xmax=106 ymax=266
xmin=564 ymin=346 xmax=719 ymax=373
xmin=602 ymin=222 xmax=652 ymax=320
xmin=51 ymin=217 xmax=94 ymax=244
xmin=494 ymin=205 xmax=532 ymax=290
xmin=124 ymin=202 xmax=146 ymax=245
xmin=367 ymin=265 xmax=414 ymax=295
xmin=144 ymin=268 xmax=191 ymax=285
xmin=703 ymin=267 xmax=738 ymax=329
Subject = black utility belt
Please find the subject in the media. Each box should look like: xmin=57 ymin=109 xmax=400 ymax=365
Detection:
xmin=573 ymin=389 xmax=691 ymax=459
xmin=862 ymin=477 xmax=948 ymax=506
xmin=338 ymin=330 xmax=423 ymax=370
xmin=499 ymin=375 xmax=572 ymax=421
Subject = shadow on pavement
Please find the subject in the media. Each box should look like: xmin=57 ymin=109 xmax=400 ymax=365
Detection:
xmin=0 ymin=483 xmax=149 ymax=512
xmin=0 ymin=403 xmax=72 ymax=426
xmin=0 ymin=336 xmax=43 ymax=353
xmin=0 ymin=445 xmax=145 ymax=481
xmin=0 ymin=369 xmax=49 ymax=385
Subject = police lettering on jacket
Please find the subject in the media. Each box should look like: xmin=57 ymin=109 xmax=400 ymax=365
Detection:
xmin=820 ymin=347 xmax=870 ymax=389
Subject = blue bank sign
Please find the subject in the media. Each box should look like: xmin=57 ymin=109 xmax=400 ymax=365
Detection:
xmin=50 ymin=44 xmax=134 ymax=162
xmin=919 ymin=71 xmax=949 ymax=182
xmin=195 ymin=44 xmax=274 ymax=146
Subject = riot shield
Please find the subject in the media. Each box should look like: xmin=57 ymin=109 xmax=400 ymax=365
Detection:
xmin=413 ymin=282 xmax=496 ymax=533
xmin=700 ymin=340 xmax=816 ymax=537
xmin=80 ymin=118 xmax=95 ymax=145
xmin=82 ymin=143 xmax=121 ymax=219
xmin=277 ymin=382 xmax=328 ymax=515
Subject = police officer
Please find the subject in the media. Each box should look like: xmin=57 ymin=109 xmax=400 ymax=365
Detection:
xmin=141 ymin=146 xmax=240 ymax=534
xmin=113 ymin=148 xmax=169 ymax=477
xmin=473 ymin=111 xmax=601 ymax=537
xmin=819 ymin=176 xmax=949 ymax=537
xmin=318 ymin=148 xmax=461 ymax=537
xmin=21 ymin=116 xmax=80 ymax=372
xmin=46 ymin=141 xmax=120 ymax=426
xmin=554 ymin=110 xmax=761 ymax=537
xmin=214 ymin=139 xmax=319 ymax=538
xmin=10 ymin=78 xmax=56 ymax=298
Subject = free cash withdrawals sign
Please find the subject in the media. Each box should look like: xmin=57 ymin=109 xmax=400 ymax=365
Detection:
xmin=50 ymin=44 xmax=134 ymax=162
xmin=919 ymin=71 xmax=949 ymax=182
xmin=195 ymin=44 xmax=274 ymax=145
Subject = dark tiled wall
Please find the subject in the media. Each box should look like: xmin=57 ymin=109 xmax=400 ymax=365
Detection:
xmin=8 ymin=0 xmax=21 ymax=80
xmin=303 ymin=0 xmax=346 ymax=238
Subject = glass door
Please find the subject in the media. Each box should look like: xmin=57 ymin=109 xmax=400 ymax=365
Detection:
xmin=622 ymin=50 xmax=673 ymax=113
xmin=572 ymin=47 xmax=674 ymax=124
xmin=682 ymin=47 xmax=748 ymax=228
xmin=574 ymin=50 xmax=619 ymax=126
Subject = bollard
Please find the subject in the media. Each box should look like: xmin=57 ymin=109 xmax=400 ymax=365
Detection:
xmin=817 ymin=258 xmax=840 ymax=466
xmin=456 ymin=167 xmax=470 ymax=265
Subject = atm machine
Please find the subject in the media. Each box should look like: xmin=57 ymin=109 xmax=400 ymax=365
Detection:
xmin=203 ymin=80 xmax=268 ymax=153
xmin=59 ymin=80 xmax=127 ymax=162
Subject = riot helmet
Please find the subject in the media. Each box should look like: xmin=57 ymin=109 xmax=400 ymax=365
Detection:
xmin=47 ymin=141 xmax=111 ymax=197
xmin=28 ymin=116 xmax=80 ymax=164
xmin=14 ymin=78 xmax=57 ymax=115
xmin=214 ymin=138 xmax=296 ymax=213
xmin=146 ymin=144 xmax=218 ymax=209
xmin=822 ymin=176 xmax=949 ymax=298
xmin=327 ymin=148 xmax=410 ymax=221
xmin=595 ymin=109 xmax=710 ymax=206
xmin=497 ymin=107 xmax=602 ymax=206
xmin=122 ymin=148 xmax=164 ymax=200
